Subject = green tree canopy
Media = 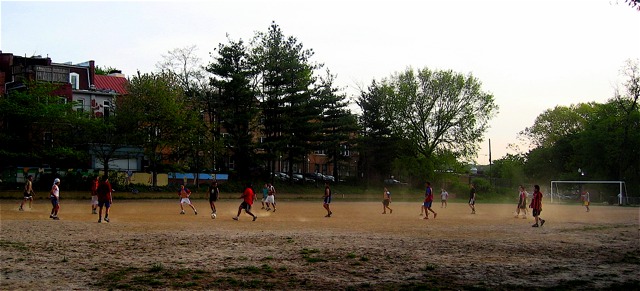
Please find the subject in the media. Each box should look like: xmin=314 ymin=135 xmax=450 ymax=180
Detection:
xmin=207 ymin=37 xmax=260 ymax=179
xmin=118 ymin=72 xmax=196 ymax=185
xmin=379 ymin=67 xmax=498 ymax=161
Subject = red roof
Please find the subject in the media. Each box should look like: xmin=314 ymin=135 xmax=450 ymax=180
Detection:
xmin=94 ymin=75 xmax=128 ymax=95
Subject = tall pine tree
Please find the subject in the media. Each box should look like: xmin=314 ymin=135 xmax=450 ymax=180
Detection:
xmin=250 ymin=22 xmax=319 ymax=181
xmin=315 ymin=70 xmax=358 ymax=179
xmin=207 ymin=38 xmax=260 ymax=180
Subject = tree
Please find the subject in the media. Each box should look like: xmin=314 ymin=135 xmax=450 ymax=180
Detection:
xmin=315 ymin=70 xmax=359 ymax=179
xmin=156 ymin=45 xmax=207 ymax=94
xmin=207 ymin=37 xmax=260 ymax=180
xmin=356 ymin=80 xmax=401 ymax=183
xmin=0 ymin=81 xmax=85 ymax=171
xmin=613 ymin=59 xmax=640 ymax=180
xmin=381 ymin=67 xmax=498 ymax=161
xmin=625 ymin=0 xmax=640 ymax=10
xmin=118 ymin=72 xmax=196 ymax=186
xmin=250 ymin=22 xmax=320 ymax=181
xmin=519 ymin=103 xmax=597 ymax=148
xmin=491 ymin=154 xmax=526 ymax=188
xmin=95 ymin=65 xmax=120 ymax=76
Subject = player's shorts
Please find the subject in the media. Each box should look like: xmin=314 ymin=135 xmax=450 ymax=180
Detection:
xmin=383 ymin=199 xmax=390 ymax=206
xmin=265 ymin=195 xmax=275 ymax=204
xmin=98 ymin=200 xmax=111 ymax=208
xmin=532 ymin=209 xmax=542 ymax=216
xmin=23 ymin=192 xmax=33 ymax=200
xmin=441 ymin=199 xmax=447 ymax=202
xmin=583 ymin=201 xmax=590 ymax=206
xmin=469 ymin=198 xmax=475 ymax=205
xmin=209 ymin=194 xmax=219 ymax=202
xmin=50 ymin=196 xmax=59 ymax=207
xmin=180 ymin=198 xmax=192 ymax=204
xmin=324 ymin=196 xmax=332 ymax=204
xmin=240 ymin=201 xmax=252 ymax=212
xmin=91 ymin=195 xmax=99 ymax=205
xmin=423 ymin=201 xmax=433 ymax=208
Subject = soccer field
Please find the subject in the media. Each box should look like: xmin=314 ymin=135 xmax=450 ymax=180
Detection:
xmin=1 ymin=199 xmax=638 ymax=290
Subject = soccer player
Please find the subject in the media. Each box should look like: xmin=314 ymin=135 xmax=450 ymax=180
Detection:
xmin=423 ymin=182 xmax=437 ymax=219
xmin=90 ymin=176 xmax=99 ymax=214
xmin=265 ymin=183 xmax=276 ymax=212
xmin=323 ymin=182 xmax=332 ymax=217
xmin=178 ymin=184 xmax=198 ymax=215
xmin=581 ymin=191 xmax=590 ymax=212
xmin=19 ymin=175 xmax=35 ymax=211
xmin=261 ymin=183 xmax=268 ymax=209
xmin=515 ymin=185 xmax=528 ymax=218
xmin=208 ymin=181 xmax=220 ymax=215
xmin=469 ymin=184 xmax=477 ymax=214
xmin=50 ymin=178 xmax=61 ymax=220
xmin=382 ymin=187 xmax=392 ymax=214
xmin=97 ymin=175 xmax=113 ymax=223
xmin=440 ymin=188 xmax=449 ymax=208
xmin=529 ymin=185 xmax=546 ymax=227
xmin=233 ymin=182 xmax=257 ymax=221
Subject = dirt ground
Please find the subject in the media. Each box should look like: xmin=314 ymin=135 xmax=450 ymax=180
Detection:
xmin=1 ymin=197 xmax=638 ymax=290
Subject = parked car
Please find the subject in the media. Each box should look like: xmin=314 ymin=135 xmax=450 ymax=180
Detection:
xmin=384 ymin=178 xmax=407 ymax=185
xmin=273 ymin=172 xmax=290 ymax=181
xmin=323 ymin=175 xmax=335 ymax=182
xmin=293 ymin=173 xmax=314 ymax=183
xmin=305 ymin=172 xmax=324 ymax=181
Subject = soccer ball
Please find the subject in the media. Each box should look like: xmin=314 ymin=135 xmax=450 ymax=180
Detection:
xmin=211 ymin=213 xmax=217 ymax=219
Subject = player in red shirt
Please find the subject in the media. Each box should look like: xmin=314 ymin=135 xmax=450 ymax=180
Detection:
xmin=97 ymin=175 xmax=113 ymax=223
xmin=529 ymin=185 xmax=546 ymax=227
xmin=233 ymin=182 xmax=257 ymax=221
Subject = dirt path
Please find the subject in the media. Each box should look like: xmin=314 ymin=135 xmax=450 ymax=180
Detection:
xmin=1 ymin=199 xmax=638 ymax=290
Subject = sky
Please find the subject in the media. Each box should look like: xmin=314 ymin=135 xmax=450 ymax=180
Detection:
xmin=2 ymin=0 xmax=639 ymax=165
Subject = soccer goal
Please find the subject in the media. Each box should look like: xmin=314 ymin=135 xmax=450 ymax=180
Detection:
xmin=549 ymin=180 xmax=627 ymax=205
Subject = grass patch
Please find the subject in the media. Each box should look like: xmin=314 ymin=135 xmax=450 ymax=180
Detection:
xmin=346 ymin=253 xmax=357 ymax=259
xmin=300 ymin=248 xmax=320 ymax=255
xmin=149 ymin=262 xmax=164 ymax=273
xmin=424 ymin=263 xmax=437 ymax=271
xmin=223 ymin=264 xmax=275 ymax=275
xmin=305 ymin=257 xmax=327 ymax=263
xmin=97 ymin=265 xmax=211 ymax=290
xmin=0 ymin=240 xmax=28 ymax=251
xmin=300 ymin=248 xmax=328 ymax=263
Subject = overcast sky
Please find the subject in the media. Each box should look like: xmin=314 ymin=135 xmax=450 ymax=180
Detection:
xmin=2 ymin=0 xmax=639 ymax=165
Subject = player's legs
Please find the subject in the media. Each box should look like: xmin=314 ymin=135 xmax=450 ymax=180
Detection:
xmin=323 ymin=203 xmax=332 ymax=217
xmin=235 ymin=206 xmax=241 ymax=218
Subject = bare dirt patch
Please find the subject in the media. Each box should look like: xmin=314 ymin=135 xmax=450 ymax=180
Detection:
xmin=1 ymin=199 xmax=638 ymax=290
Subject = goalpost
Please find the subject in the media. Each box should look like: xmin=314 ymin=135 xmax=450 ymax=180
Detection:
xmin=549 ymin=180 xmax=627 ymax=204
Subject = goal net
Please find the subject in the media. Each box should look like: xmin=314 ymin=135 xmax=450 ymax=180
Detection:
xmin=549 ymin=180 xmax=627 ymax=205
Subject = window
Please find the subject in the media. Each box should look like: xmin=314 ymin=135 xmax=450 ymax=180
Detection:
xmin=341 ymin=145 xmax=350 ymax=157
xmin=69 ymin=73 xmax=80 ymax=89
xmin=314 ymin=149 xmax=325 ymax=155
xmin=76 ymin=99 xmax=85 ymax=112
xmin=103 ymin=100 xmax=111 ymax=119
